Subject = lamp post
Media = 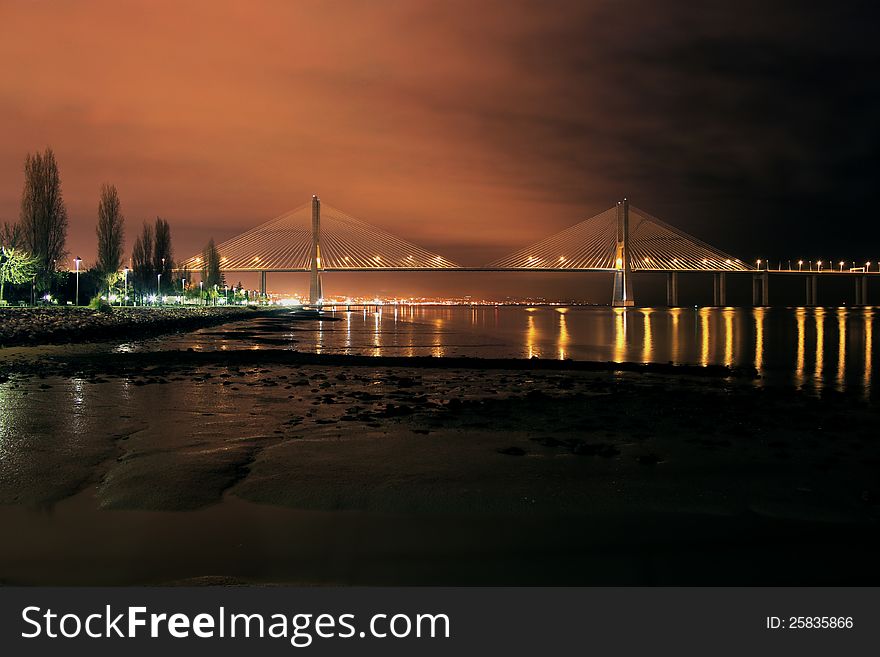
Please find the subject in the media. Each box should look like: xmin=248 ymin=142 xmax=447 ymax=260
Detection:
xmin=73 ymin=256 xmax=82 ymax=305
xmin=199 ymin=280 xmax=203 ymax=306
xmin=224 ymin=285 xmax=229 ymax=305
xmin=157 ymin=273 xmax=162 ymax=305
xmin=181 ymin=278 xmax=186 ymax=305
xmin=123 ymin=267 xmax=128 ymax=306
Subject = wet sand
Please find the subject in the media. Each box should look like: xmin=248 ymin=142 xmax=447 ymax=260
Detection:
xmin=1 ymin=340 xmax=878 ymax=585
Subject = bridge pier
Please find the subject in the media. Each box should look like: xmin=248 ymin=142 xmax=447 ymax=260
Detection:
xmin=260 ymin=271 xmax=267 ymax=298
xmin=666 ymin=272 xmax=679 ymax=307
xmin=805 ymin=275 xmax=818 ymax=306
xmin=712 ymin=273 xmax=727 ymax=306
xmin=309 ymin=195 xmax=324 ymax=305
xmin=855 ymin=275 xmax=868 ymax=306
xmin=611 ymin=199 xmax=634 ymax=307
xmin=752 ymin=273 xmax=769 ymax=306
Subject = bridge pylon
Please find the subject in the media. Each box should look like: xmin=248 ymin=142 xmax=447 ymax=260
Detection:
xmin=309 ymin=195 xmax=323 ymax=305
xmin=612 ymin=198 xmax=635 ymax=307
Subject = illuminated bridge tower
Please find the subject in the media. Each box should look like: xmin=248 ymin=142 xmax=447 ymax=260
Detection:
xmin=309 ymin=195 xmax=323 ymax=306
xmin=612 ymin=198 xmax=634 ymax=307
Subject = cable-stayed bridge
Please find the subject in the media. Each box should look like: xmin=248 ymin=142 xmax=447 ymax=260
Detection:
xmin=180 ymin=196 xmax=873 ymax=307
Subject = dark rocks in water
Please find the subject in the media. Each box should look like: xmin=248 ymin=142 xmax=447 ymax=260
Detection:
xmin=497 ymin=446 xmax=527 ymax=456
xmin=382 ymin=403 xmax=414 ymax=417
xmin=395 ymin=376 xmax=416 ymax=388
xmin=636 ymin=453 xmax=663 ymax=465
xmin=0 ymin=306 xmax=278 ymax=348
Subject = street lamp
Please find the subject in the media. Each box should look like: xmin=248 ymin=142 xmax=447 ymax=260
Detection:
xmin=73 ymin=256 xmax=82 ymax=306
xmin=798 ymin=260 xmax=803 ymax=271
xmin=157 ymin=273 xmax=162 ymax=304
xmin=123 ymin=267 xmax=129 ymax=306
xmin=839 ymin=261 xmax=844 ymax=272
xmin=224 ymin=284 xmax=229 ymax=305
xmin=199 ymin=280 xmax=203 ymax=306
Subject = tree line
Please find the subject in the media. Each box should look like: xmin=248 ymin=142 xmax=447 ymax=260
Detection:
xmin=0 ymin=147 xmax=230 ymax=305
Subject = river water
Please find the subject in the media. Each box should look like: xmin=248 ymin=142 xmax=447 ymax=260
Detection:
xmin=136 ymin=305 xmax=877 ymax=395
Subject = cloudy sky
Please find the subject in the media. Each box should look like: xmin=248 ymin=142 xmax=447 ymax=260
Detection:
xmin=1 ymin=0 xmax=877 ymax=298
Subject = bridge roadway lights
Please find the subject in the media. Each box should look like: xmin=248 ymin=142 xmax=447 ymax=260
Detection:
xmin=666 ymin=272 xmax=679 ymax=307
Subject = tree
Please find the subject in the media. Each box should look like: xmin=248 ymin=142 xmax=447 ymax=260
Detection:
xmin=96 ymin=183 xmax=125 ymax=279
xmin=1 ymin=221 xmax=23 ymax=250
xmin=131 ymin=221 xmax=154 ymax=299
xmin=0 ymin=246 xmax=38 ymax=303
xmin=19 ymin=147 xmax=68 ymax=291
xmin=201 ymin=238 xmax=224 ymax=291
xmin=153 ymin=217 xmax=174 ymax=292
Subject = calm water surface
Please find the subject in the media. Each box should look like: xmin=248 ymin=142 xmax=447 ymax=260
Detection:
xmin=150 ymin=305 xmax=877 ymax=395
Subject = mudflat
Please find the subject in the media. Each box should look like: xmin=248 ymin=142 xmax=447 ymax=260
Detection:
xmin=1 ymin=346 xmax=877 ymax=585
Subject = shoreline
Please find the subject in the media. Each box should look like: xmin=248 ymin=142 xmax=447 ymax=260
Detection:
xmin=1 ymin=346 xmax=757 ymax=380
xmin=0 ymin=306 xmax=284 ymax=348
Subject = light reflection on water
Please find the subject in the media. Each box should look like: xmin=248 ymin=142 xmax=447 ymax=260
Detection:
xmin=129 ymin=305 xmax=878 ymax=394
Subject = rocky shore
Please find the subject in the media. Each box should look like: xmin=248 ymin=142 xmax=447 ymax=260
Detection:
xmin=0 ymin=306 xmax=281 ymax=347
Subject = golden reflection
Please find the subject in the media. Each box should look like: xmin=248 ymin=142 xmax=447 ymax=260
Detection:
xmin=613 ymin=308 xmax=626 ymax=362
xmin=669 ymin=307 xmax=681 ymax=364
xmin=754 ymin=307 xmax=765 ymax=373
xmin=865 ymin=310 xmax=873 ymax=393
xmin=526 ymin=313 xmax=539 ymax=359
xmin=837 ymin=309 xmax=847 ymax=389
xmin=795 ymin=309 xmax=805 ymax=387
xmin=557 ymin=311 xmax=569 ymax=360
xmin=814 ymin=308 xmax=825 ymax=391
xmin=641 ymin=309 xmax=653 ymax=363
xmin=699 ymin=307 xmax=710 ymax=366
xmin=367 ymin=311 xmax=380 ymax=357
xmin=723 ymin=308 xmax=734 ymax=367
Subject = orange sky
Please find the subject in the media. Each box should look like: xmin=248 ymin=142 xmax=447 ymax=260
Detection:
xmin=0 ymin=1 xmax=606 ymax=269
xmin=1 ymin=0 xmax=876 ymax=299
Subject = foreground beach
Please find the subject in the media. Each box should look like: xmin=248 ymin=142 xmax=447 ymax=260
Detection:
xmin=1 ymin=330 xmax=878 ymax=585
